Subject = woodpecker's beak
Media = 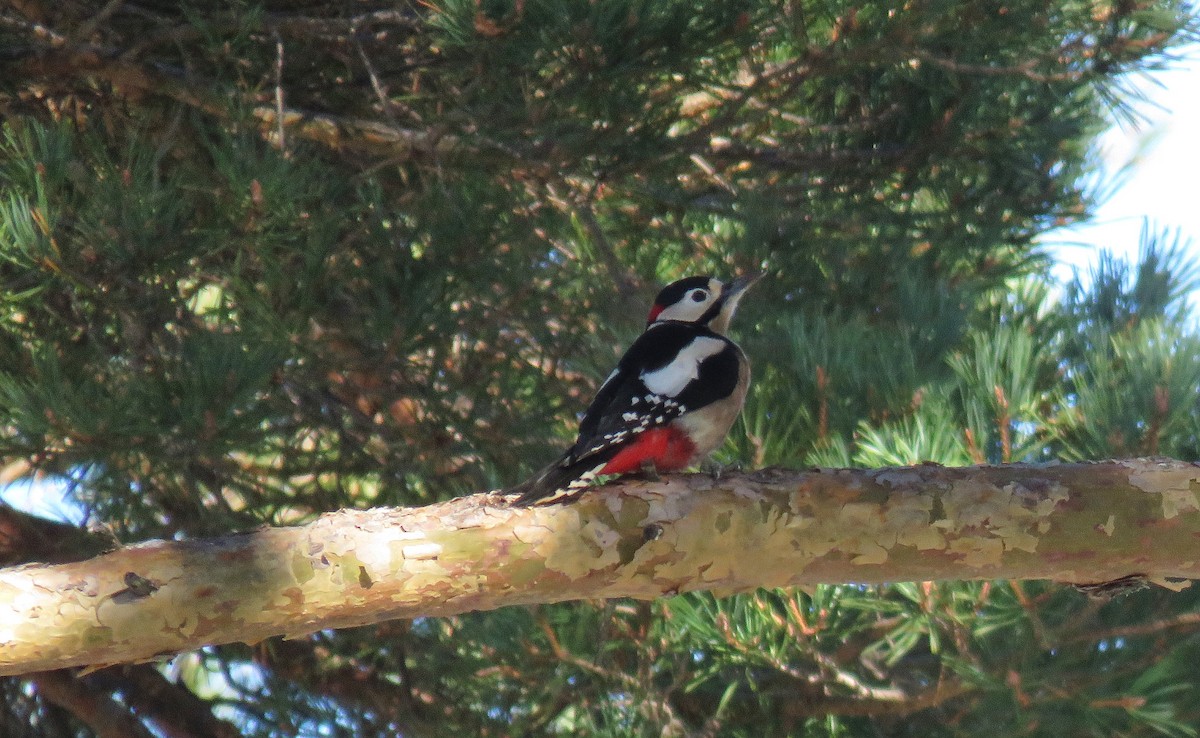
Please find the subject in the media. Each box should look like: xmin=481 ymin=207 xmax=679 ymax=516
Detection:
xmin=710 ymin=272 xmax=762 ymax=334
xmin=723 ymin=272 xmax=764 ymax=298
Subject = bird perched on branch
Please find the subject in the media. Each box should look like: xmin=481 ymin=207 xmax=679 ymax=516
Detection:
xmin=509 ymin=273 xmax=760 ymax=505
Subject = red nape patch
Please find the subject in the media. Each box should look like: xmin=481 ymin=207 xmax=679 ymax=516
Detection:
xmin=646 ymin=304 xmax=664 ymax=324
xmin=600 ymin=427 xmax=696 ymax=476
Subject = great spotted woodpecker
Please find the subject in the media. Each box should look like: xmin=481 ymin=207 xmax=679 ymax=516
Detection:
xmin=510 ymin=273 xmax=760 ymax=505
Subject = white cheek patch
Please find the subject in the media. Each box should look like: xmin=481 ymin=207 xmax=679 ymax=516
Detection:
xmin=656 ymin=302 xmax=697 ymax=323
xmin=640 ymin=337 xmax=726 ymax=397
xmin=656 ymin=290 xmax=715 ymax=323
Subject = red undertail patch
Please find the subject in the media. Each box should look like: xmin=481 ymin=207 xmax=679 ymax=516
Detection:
xmin=599 ymin=427 xmax=696 ymax=476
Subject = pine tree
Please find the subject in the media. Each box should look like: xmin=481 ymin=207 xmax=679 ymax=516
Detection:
xmin=1 ymin=1 xmax=1197 ymax=735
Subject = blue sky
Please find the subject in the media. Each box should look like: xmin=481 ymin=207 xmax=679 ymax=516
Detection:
xmin=1044 ymin=42 xmax=1200 ymax=285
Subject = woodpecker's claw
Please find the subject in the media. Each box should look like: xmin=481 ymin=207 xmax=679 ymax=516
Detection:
xmin=637 ymin=459 xmax=661 ymax=482
xmin=703 ymin=460 xmax=742 ymax=481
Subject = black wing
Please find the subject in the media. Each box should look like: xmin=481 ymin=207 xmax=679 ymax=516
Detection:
xmin=563 ymin=363 xmax=687 ymax=464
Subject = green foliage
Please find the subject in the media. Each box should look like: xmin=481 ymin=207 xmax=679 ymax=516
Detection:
xmin=0 ymin=0 xmax=1198 ymax=736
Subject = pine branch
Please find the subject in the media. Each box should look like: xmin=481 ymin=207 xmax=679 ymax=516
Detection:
xmin=6 ymin=47 xmax=456 ymax=160
xmin=2 ymin=459 xmax=1199 ymax=677
xmin=0 ymin=505 xmax=108 ymax=567
xmin=28 ymin=670 xmax=156 ymax=738
xmin=82 ymin=665 xmax=242 ymax=738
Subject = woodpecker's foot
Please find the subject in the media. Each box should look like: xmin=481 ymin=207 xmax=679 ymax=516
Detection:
xmin=702 ymin=459 xmax=742 ymax=481
xmin=636 ymin=460 xmax=661 ymax=482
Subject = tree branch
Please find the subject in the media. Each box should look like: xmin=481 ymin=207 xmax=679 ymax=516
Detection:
xmin=83 ymin=664 xmax=242 ymax=738
xmin=2 ymin=459 xmax=1198 ymax=676
xmin=8 ymin=48 xmax=455 ymax=160
xmin=0 ymin=504 xmax=108 ymax=567
xmin=29 ymin=669 xmax=156 ymax=738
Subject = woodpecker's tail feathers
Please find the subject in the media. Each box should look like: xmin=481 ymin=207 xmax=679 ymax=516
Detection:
xmin=506 ymin=457 xmax=604 ymax=506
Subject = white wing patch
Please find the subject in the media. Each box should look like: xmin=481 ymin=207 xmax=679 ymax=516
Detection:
xmin=596 ymin=368 xmax=621 ymax=395
xmin=639 ymin=336 xmax=726 ymax=397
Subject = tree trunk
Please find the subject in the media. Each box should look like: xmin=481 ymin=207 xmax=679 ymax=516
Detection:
xmin=2 ymin=459 xmax=1197 ymax=676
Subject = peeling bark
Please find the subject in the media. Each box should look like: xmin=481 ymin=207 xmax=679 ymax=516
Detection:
xmin=2 ymin=459 xmax=1199 ymax=676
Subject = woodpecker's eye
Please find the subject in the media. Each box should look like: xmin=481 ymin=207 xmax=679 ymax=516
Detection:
xmin=690 ymin=290 xmax=708 ymax=302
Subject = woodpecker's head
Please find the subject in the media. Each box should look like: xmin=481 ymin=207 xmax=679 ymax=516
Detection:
xmin=647 ymin=273 xmax=762 ymax=333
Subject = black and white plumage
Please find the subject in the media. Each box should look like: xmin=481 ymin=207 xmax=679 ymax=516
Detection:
xmin=509 ymin=274 xmax=759 ymax=505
